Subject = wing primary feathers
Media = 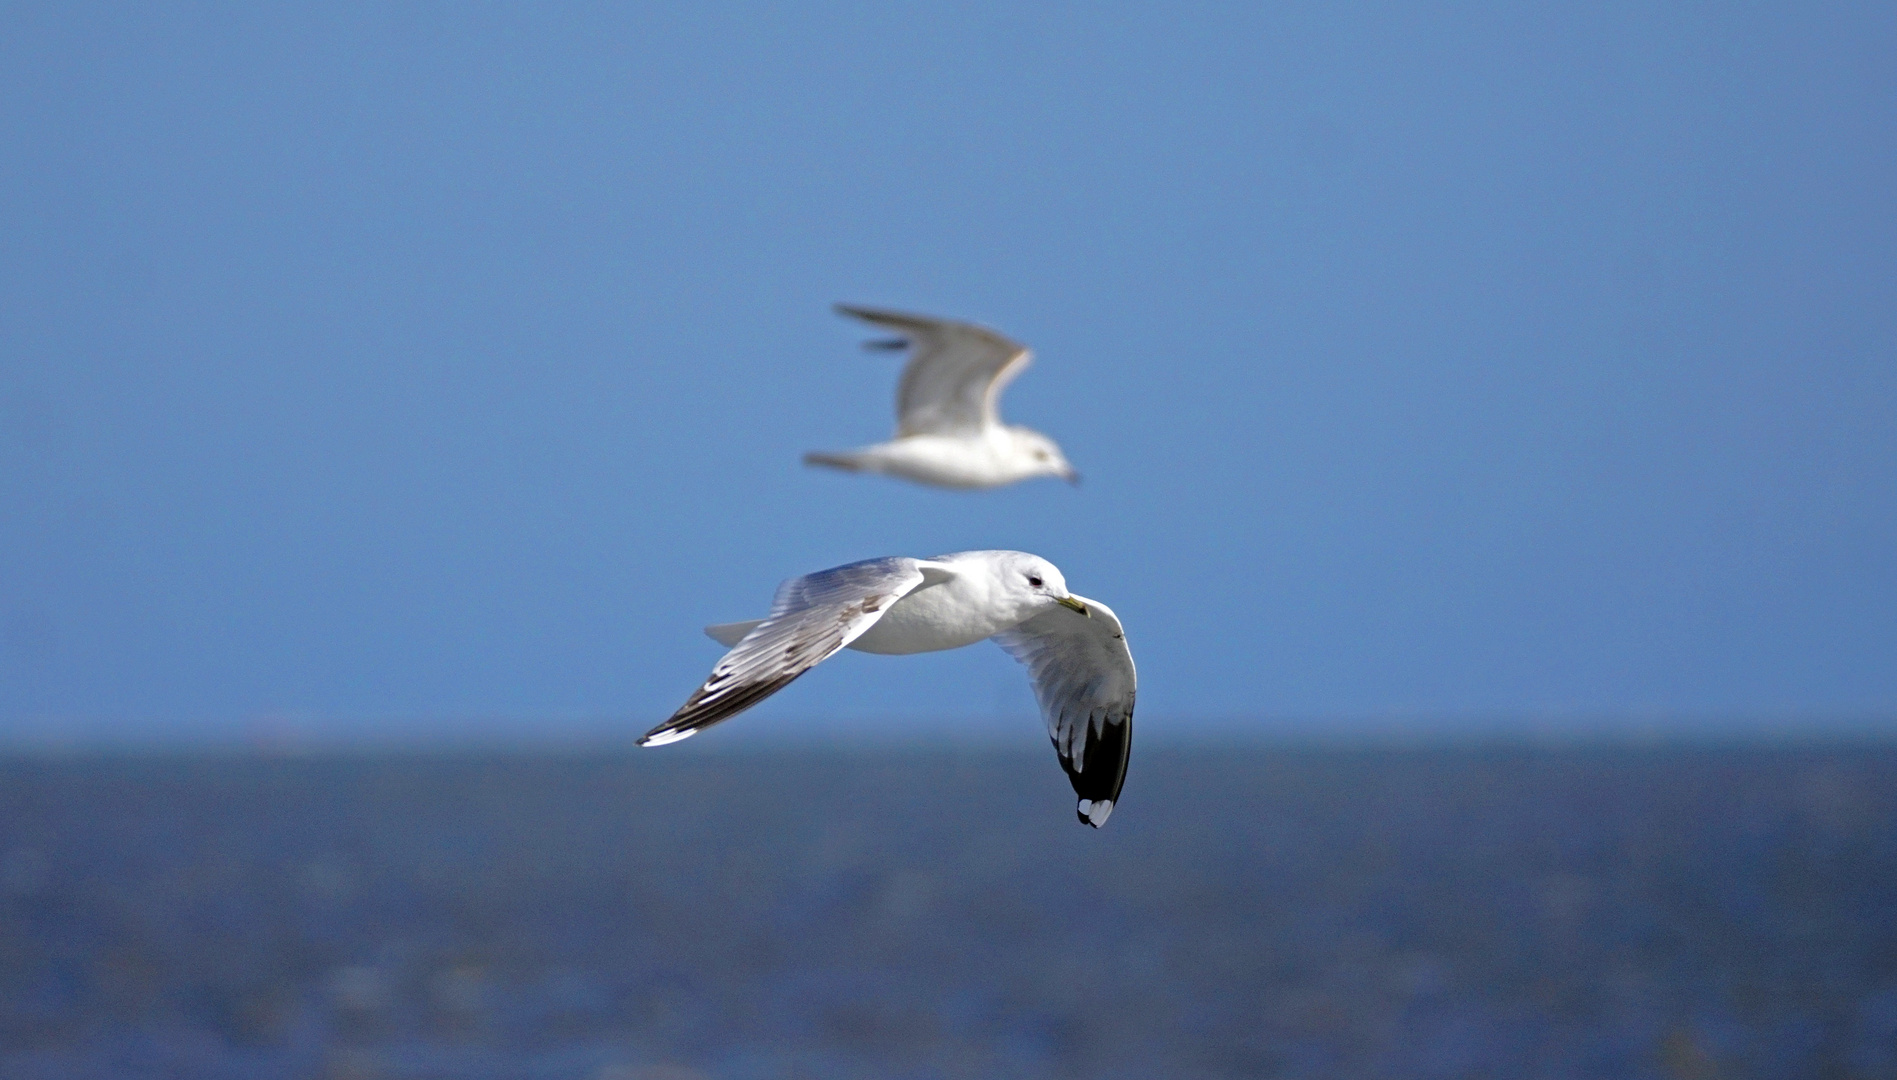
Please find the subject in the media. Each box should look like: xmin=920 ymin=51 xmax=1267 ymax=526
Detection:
xmin=1056 ymin=709 xmax=1132 ymax=827
xmin=992 ymin=595 xmax=1138 ymax=828
xmin=641 ymin=558 xmax=926 ymax=747
xmin=833 ymin=303 xmax=941 ymax=332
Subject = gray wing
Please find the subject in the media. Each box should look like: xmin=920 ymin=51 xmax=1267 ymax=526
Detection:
xmin=641 ymin=558 xmax=927 ymax=747
xmin=992 ymin=593 xmax=1137 ymax=827
xmin=836 ymin=304 xmax=1030 ymax=438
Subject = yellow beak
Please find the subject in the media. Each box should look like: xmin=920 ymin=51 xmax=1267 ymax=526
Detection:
xmin=1056 ymin=595 xmax=1090 ymax=616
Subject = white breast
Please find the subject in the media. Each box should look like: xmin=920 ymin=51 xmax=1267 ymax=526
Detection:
xmin=861 ymin=433 xmax=1025 ymax=489
xmin=848 ymin=574 xmax=1012 ymax=655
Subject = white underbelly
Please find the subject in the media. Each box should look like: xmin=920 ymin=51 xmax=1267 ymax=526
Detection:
xmin=865 ymin=436 xmax=1016 ymax=489
xmin=847 ymin=583 xmax=1006 ymax=655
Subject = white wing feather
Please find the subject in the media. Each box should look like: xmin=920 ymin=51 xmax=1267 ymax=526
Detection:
xmin=835 ymin=304 xmax=1030 ymax=438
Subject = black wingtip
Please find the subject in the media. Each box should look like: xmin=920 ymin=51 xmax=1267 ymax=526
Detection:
xmin=862 ymin=337 xmax=910 ymax=351
xmin=834 ymin=302 xmax=918 ymax=326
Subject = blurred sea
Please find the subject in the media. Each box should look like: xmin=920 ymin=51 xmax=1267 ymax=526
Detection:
xmin=1 ymin=741 xmax=1894 ymax=1079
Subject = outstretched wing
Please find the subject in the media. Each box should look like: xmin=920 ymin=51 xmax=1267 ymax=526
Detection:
xmin=641 ymin=558 xmax=928 ymax=747
xmin=836 ymin=304 xmax=1030 ymax=438
xmin=992 ymin=594 xmax=1137 ymax=827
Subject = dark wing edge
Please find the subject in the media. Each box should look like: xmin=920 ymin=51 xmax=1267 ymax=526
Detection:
xmin=833 ymin=303 xmax=950 ymax=336
xmin=640 ymin=558 xmax=924 ymax=747
xmin=992 ymin=595 xmax=1137 ymax=828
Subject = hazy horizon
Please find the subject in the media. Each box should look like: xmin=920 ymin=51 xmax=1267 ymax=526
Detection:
xmin=2 ymin=706 xmax=1891 ymax=754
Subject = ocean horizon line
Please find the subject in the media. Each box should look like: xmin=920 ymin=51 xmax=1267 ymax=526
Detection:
xmin=0 ymin=709 xmax=1891 ymax=755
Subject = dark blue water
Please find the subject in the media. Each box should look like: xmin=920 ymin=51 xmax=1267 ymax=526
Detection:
xmin=1 ymin=743 xmax=1894 ymax=1079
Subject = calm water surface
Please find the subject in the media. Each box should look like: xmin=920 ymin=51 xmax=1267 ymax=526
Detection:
xmin=1 ymin=743 xmax=1893 ymax=1079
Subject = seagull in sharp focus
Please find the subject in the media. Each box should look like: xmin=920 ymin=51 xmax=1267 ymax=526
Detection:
xmin=802 ymin=305 xmax=1081 ymax=489
xmin=639 ymin=550 xmax=1136 ymax=827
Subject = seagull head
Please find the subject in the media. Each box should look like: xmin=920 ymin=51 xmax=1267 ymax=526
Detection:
xmin=1008 ymin=428 xmax=1081 ymax=485
xmin=986 ymin=551 xmax=1090 ymax=620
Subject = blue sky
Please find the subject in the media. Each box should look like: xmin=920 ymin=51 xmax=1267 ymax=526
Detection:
xmin=2 ymin=4 xmax=1892 ymax=744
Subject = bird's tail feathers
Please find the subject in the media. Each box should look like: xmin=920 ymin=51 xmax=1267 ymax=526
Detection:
xmin=803 ymin=450 xmax=868 ymax=473
xmin=704 ymin=620 xmax=765 ymax=647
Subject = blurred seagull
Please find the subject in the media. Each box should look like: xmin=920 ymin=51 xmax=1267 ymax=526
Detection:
xmin=803 ymin=305 xmax=1081 ymax=489
xmin=639 ymin=550 xmax=1136 ymax=827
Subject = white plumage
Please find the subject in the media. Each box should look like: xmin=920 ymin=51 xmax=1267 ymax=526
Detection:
xmin=640 ymin=551 xmax=1136 ymax=827
xmin=803 ymin=305 xmax=1081 ymax=489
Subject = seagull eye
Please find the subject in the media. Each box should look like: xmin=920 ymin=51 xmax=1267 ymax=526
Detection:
xmin=1034 ymin=450 xmax=1049 ymax=460
xmin=1026 ymin=574 xmax=1044 ymax=589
